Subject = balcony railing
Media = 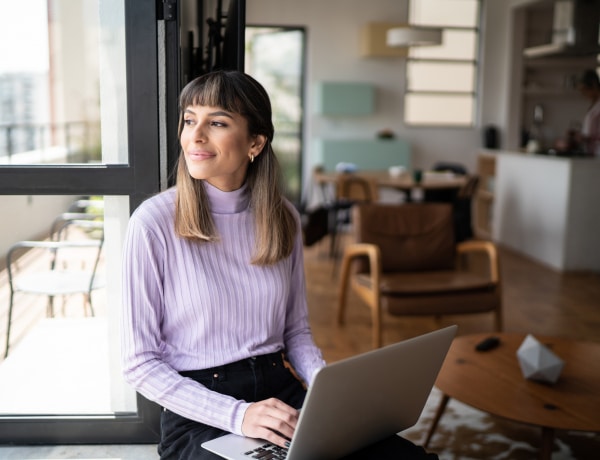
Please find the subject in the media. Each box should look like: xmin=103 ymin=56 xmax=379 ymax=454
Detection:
xmin=0 ymin=120 xmax=100 ymax=164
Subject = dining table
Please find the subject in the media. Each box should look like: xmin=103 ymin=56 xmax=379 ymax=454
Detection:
xmin=313 ymin=169 xmax=468 ymax=202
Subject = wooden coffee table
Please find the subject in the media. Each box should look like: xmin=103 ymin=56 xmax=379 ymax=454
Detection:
xmin=424 ymin=333 xmax=600 ymax=460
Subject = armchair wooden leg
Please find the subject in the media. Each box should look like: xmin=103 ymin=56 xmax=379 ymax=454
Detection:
xmin=336 ymin=253 xmax=352 ymax=325
xmin=494 ymin=307 xmax=503 ymax=332
xmin=336 ymin=290 xmax=348 ymax=326
xmin=371 ymin=303 xmax=382 ymax=349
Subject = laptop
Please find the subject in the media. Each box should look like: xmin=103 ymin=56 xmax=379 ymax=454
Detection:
xmin=202 ymin=325 xmax=457 ymax=459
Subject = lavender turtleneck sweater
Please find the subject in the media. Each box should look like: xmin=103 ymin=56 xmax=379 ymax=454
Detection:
xmin=120 ymin=181 xmax=325 ymax=435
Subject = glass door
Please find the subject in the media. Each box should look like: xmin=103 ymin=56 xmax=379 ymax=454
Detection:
xmin=245 ymin=26 xmax=306 ymax=205
xmin=0 ymin=0 xmax=161 ymax=442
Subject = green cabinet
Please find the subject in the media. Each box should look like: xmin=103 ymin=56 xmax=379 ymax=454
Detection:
xmin=313 ymin=138 xmax=411 ymax=171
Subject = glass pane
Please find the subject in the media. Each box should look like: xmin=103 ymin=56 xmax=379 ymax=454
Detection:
xmin=245 ymin=27 xmax=304 ymax=204
xmin=410 ymin=0 xmax=479 ymax=28
xmin=409 ymin=29 xmax=478 ymax=60
xmin=0 ymin=0 xmax=127 ymax=166
xmin=405 ymin=94 xmax=474 ymax=126
xmin=407 ymin=62 xmax=476 ymax=92
xmin=0 ymin=194 xmax=136 ymax=415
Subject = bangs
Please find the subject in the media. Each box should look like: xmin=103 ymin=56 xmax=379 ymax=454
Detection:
xmin=178 ymin=70 xmax=274 ymax=142
xmin=179 ymin=73 xmax=245 ymax=114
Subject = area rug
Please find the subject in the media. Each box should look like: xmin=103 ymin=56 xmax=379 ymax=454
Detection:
xmin=401 ymin=387 xmax=598 ymax=459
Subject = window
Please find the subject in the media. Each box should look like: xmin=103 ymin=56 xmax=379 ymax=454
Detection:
xmin=405 ymin=0 xmax=481 ymax=126
xmin=0 ymin=0 xmax=161 ymax=443
xmin=0 ymin=0 xmax=102 ymax=166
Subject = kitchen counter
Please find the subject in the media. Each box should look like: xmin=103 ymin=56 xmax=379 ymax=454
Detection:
xmin=492 ymin=151 xmax=600 ymax=272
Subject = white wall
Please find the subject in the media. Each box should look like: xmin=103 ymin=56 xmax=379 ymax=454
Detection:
xmin=0 ymin=196 xmax=78 ymax=258
xmin=246 ymin=0 xmax=513 ymax=185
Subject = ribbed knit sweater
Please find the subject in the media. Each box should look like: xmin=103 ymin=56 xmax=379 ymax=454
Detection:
xmin=120 ymin=182 xmax=325 ymax=435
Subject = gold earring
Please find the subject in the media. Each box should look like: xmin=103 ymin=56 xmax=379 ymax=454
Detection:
xmin=250 ymin=154 xmax=254 ymax=163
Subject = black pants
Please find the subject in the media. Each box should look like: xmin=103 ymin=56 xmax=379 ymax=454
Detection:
xmin=158 ymin=352 xmax=438 ymax=460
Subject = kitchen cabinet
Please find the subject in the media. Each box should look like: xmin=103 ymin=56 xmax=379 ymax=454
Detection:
xmin=520 ymin=57 xmax=595 ymax=151
xmin=507 ymin=1 xmax=598 ymax=151
xmin=314 ymin=82 xmax=375 ymax=116
xmin=492 ymin=151 xmax=600 ymax=272
xmin=313 ymin=138 xmax=411 ymax=172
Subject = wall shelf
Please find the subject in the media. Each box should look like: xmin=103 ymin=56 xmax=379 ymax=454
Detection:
xmin=314 ymin=81 xmax=375 ymax=116
xmin=359 ymin=22 xmax=409 ymax=58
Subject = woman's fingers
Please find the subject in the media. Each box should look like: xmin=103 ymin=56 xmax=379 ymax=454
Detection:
xmin=241 ymin=398 xmax=300 ymax=448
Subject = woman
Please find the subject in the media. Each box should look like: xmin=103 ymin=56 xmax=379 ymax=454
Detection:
xmin=579 ymin=69 xmax=600 ymax=157
xmin=121 ymin=70 xmax=435 ymax=459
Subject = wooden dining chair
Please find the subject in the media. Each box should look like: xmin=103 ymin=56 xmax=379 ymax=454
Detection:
xmin=423 ymin=162 xmax=468 ymax=203
xmin=329 ymin=174 xmax=378 ymax=267
xmin=453 ymin=175 xmax=479 ymax=241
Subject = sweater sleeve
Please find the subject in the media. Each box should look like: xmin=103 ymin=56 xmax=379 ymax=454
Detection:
xmin=281 ymin=207 xmax=326 ymax=385
xmin=120 ymin=212 xmax=250 ymax=435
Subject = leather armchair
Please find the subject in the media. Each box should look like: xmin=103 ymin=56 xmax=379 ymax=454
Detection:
xmin=337 ymin=202 xmax=502 ymax=348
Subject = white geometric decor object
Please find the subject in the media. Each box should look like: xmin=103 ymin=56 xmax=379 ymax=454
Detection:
xmin=516 ymin=334 xmax=565 ymax=384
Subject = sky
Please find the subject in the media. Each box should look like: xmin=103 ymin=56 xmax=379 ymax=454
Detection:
xmin=0 ymin=0 xmax=49 ymax=73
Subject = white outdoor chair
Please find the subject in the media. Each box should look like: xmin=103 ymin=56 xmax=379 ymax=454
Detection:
xmin=4 ymin=219 xmax=104 ymax=358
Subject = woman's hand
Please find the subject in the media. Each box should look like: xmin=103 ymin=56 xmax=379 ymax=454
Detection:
xmin=241 ymin=398 xmax=300 ymax=448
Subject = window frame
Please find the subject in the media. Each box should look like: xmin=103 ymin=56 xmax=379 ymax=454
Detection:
xmin=245 ymin=24 xmax=307 ymax=206
xmin=404 ymin=0 xmax=482 ymax=127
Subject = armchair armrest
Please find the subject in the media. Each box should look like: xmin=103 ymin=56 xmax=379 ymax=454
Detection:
xmin=342 ymin=243 xmax=381 ymax=268
xmin=456 ymin=240 xmax=499 ymax=284
xmin=337 ymin=243 xmax=382 ymax=324
xmin=340 ymin=243 xmax=382 ymax=285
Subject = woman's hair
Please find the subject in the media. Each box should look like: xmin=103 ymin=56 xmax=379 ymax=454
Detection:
xmin=174 ymin=70 xmax=297 ymax=265
xmin=579 ymin=69 xmax=600 ymax=90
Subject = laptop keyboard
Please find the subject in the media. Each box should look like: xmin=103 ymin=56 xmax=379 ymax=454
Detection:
xmin=244 ymin=442 xmax=288 ymax=459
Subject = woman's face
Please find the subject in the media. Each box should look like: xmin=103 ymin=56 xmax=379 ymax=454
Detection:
xmin=180 ymin=104 xmax=265 ymax=191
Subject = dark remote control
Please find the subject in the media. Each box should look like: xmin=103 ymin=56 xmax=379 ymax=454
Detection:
xmin=475 ymin=336 xmax=500 ymax=351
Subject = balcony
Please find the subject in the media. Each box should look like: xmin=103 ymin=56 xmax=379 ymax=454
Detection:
xmin=0 ymin=209 xmax=111 ymax=415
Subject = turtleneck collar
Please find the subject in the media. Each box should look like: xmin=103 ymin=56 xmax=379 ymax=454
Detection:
xmin=204 ymin=181 xmax=250 ymax=214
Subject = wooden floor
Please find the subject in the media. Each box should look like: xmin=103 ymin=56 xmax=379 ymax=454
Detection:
xmin=304 ymin=234 xmax=600 ymax=363
xmin=2 ymin=230 xmax=598 ymax=364
xmin=0 ymin=242 xmax=597 ymax=460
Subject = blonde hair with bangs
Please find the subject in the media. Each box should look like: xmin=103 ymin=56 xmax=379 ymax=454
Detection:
xmin=174 ymin=71 xmax=297 ymax=265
